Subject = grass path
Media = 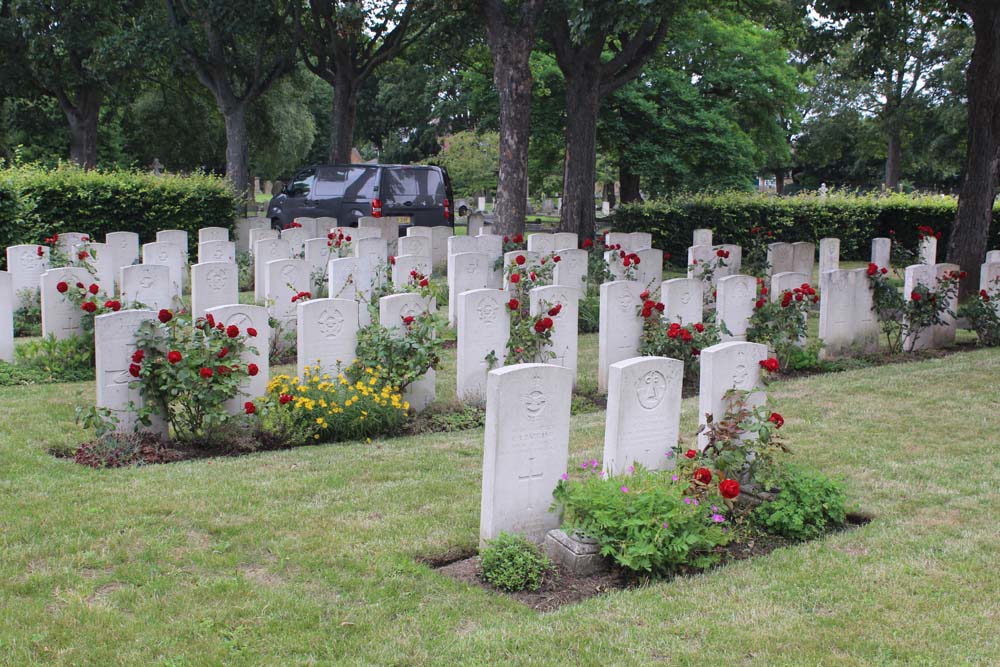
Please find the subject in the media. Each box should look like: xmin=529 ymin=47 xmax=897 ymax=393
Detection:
xmin=2 ymin=345 xmax=999 ymax=665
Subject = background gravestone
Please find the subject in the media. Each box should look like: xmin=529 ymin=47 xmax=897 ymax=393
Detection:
xmin=297 ymin=298 xmax=359 ymax=379
xmin=253 ymin=238 xmax=291 ymax=302
xmin=716 ymin=274 xmax=757 ymax=341
xmin=660 ymin=277 xmax=703 ymax=325
xmin=0 ymin=271 xmax=13 ymax=362
xmin=41 ymin=267 xmax=92 ymax=340
xmin=142 ymin=242 xmax=185 ymax=299
xmin=552 ymin=249 xmax=587 ymax=295
xmin=198 ymin=240 xmax=236 ymax=264
xmin=447 ymin=252 xmax=490 ymax=326
xmin=5 ymin=244 xmax=50 ymax=306
xmin=206 ymin=304 xmax=270 ymax=414
xmin=697 ymin=341 xmax=768 ymax=449
xmin=529 ymin=285 xmax=580 ymax=376
xmin=105 ymin=232 xmax=140 ymax=291
xmin=198 ymin=227 xmax=229 ymax=243
xmin=598 ymin=280 xmax=644 ymax=392
xmin=121 ymin=264 xmax=173 ymax=311
xmin=191 ymin=262 xmax=239 ymax=319
xmin=379 ymin=292 xmax=437 ymax=412
xmin=871 ymin=238 xmax=891 ymax=268
xmin=456 ymin=288 xmax=510 ymax=403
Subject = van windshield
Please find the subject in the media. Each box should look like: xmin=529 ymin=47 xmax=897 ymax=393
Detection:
xmin=382 ymin=168 xmax=445 ymax=206
xmin=313 ymin=166 xmax=378 ymax=200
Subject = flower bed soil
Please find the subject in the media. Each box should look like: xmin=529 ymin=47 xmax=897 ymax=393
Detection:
xmin=428 ymin=513 xmax=871 ymax=612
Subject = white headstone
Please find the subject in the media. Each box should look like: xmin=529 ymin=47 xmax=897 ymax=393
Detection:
xmin=104 ymin=232 xmax=139 ymax=290
xmin=197 ymin=240 xmax=236 ymax=265
xmin=871 ymin=238 xmax=891 ymax=269
xmin=40 ymin=267 xmax=91 ymax=340
xmin=552 ymin=232 xmax=578 ymax=251
xmin=918 ymin=236 xmax=937 ymax=265
xmin=198 ymin=227 xmax=229 ymax=243
xmin=476 ymin=234 xmax=505 ymax=289
xmin=457 ymin=288 xmax=510 ymax=403
xmin=379 ymin=292 xmax=437 ymax=412
xmin=605 ymin=232 xmax=629 ymax=249
xmin=120 ymin=264 xmax=173 ymax=311
xmin=354 ymin=237 xmax=388 ymax=262
xmin=716 ymin=274 xmax=757 ymax=341
xmin=253 ymin=238 xmax=291 ymax=302
xmin=503 ymin=250 xmax=540 ymax=289
xmin=0 ymin=271 xmax=13 ymax=362
xmin=5 ymin=244 xmax=50 ymax=305
xmin=398 ymin=235 xmax=431 ymax=259
xmin=304 ymin=238 xmax=332 ymax=292
xmin=265 ymin=258 xmax=310 ymax=333
xmin=191 ymin=262 xmax=239 ymax=319
xmin=791 ymin=242 xmax=815 ymax=276
xmin=598 ymin=280 xmax=644 ymax=392
xmin=82 ymin=242 xmax=115 ymax=295
xmin=818 ymin=268 xmax=879 ymax=359
xmin=693 ymin=229 xmax=713 ymax=246
xmin=431 ymin=226 xmax=452 ymax=267
xmin=529 ymin=285 xmax=579 ymax=375
xmin=359 ymin=216 xmax=401 ymax=253
xmin=527 ymin=233 xmax=555 ymax=254
xmin=697 ymin=341 xmax=769 ymax=448
xmin=296 ymin=298 xmax=359 ymax=379
xmin=902 ymin=263 xmax=939 ymax=351
xmin=713 ymin=244 xmax=743 ymax=278
xmin=687 ymin=245 xmax=714 ymax=281
xmin=248 ymin=228 xmax=278 ymax=257
xmin=94 ymin=309 xmax=163 ymax=432
xmin=932 ymin=263 xmax=960 ymax=347
xmin=281 ymin=227 xmax=309 ymax=256
xmin=603 ymin=356 xmax=682 ymax=476
xmin=633 ymin=248 xmax=664 ymax=289
xmin=986 ymin=250 xmax=1000 ymax=264
xmin=392 ymin=254 xmax=432 ymax=286
xmin=980 ymin=261 xmax=1000 ymax=295
xmin=448 ymin=252 xmax=490 ymax=326
xmin=601 ymin=201 xmax=611 ymax=216
xmin=467 ymin=212 xmax=485 ymax=237
xmin=297 ymin=218 xmax=323 ymax=239
xmin=234 ymin=218 xmax=268 ymax=254
xmin=766 ymin=242 xmax=794 ymax=277
xmin=480 ymin=363 xmax=573 ymax=545
xmin=447 ymin=235 xmax=479 ymax=260
xmin=660 ymin=278 xmax=703 ymax=325
xmin=628 ymin=232 xmax=653 ymax=251
xmin=56 ymin=232 xmax=89 ymax=256
xmin=477 ymin=196 xmax=486 ymax=211
xmin=141 ymin=242 xmax=185 ymax=299
xmin=552 ymin=249 xmax=588 ymax=295
xmin=205 ymin=304 xmax=270 ymax=413
xmin=327 ymin=256 xmax=360 ymax=301
xmin=769 ymin=272 xmax=811 ymax=303
xmin=819 ymin=238 xmax=840 ymax=275
xmin=155 ymin=230 xmax=188 ymax=262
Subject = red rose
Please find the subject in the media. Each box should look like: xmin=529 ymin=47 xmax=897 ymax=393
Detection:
xmin=680 ymin=328 xmax=692 ymax=342
xmin=640 ymin=290 xmax=650 ymax=300
xmin=508 ymin=298 xmax=519 ymax=310
xmin=719 ymin=479 xmax=740 ymax=500
xmin=279 ymin=393 xmax=293 ymax=405
xmin=534 ymin=319 xmax=547 ymax=333
xmin=76 ymin=282 xmax=84 ymax=289
xmin=655 ymin=302 xmax=664 ymax=312
xmin=641 ymin=306 xmax=653 ymax=318
xmin=247 ymin=363 xmax=259 ymax=376
xmin=128 ymin=363 xmax=141 ymax=377
xmin=402 ymin=315 xmax=415 ymax=326
xmin=694 ymin=323 xmax=704 ymax=333
xmin=410 ymin=270 xmax=417 ymax=277
xmin=513 ymin=234 xmax=523 ymax=243
xmin=389 ymin=255 xmax=396 ymax=265
xmin=541 ymin=316 xmax=553 ymax=329
xmin=510 ymin=273 xmax=520 ymax=284
xmin=768 ymin=412 xmax=784 ymax=428
xmin=959 ymin=271 xmax=967 ymax=280
xmin=56 ymin=281 xmax=68 ymax=293
xmin=36 ymin=246 xmax=43 ymax=257
xmin=622 ymin=257 xmax=631 ymax=267
xmin=515 ymin=254 xmax=526 ymax=265
xmin=529 ymin=271 xmax=537 ymax=281
xmin=247 ymin=327 xmax=257 ymax=337
xmin=419 ymin=278 xmax=429 ymax=288
xmin=548 ymin=304 xmax=562 ymax=317
xmin=981 ymin=290 xmax=990 ymax=302
xmin=553 ymin=255 xmax=561 ymax=263
xmin=216 ymin=322 xmax=225 ymax=331
xmin=216 ymin=365 xmax=230 ymax=375
xmin=226 ymin=324 xmax=239 ymax=338
xmin=693 ymin=467 xmax=713 ymax=484
xmin=78 ymin=251 xmax=89 ymax=260
xmin=81 ymin=301 xmax=97 ymax=313
xmin=132 ymin=349 xmax=145 ymax=363
xmin=244 ymin=401 xmax=256 ymax=415
xmin=582 ymin=238 xmax=593 ymax=249
xmin=685 ymin=449 xmax=696 ymax=459
xmin=217 ymin=346 xmax=229 ymax=359
xmin=88 ymin=283 xmax=99 ymax=295
xmin=110 ymin=300 xmax=121 ymax=311
xmin=911 ymin=291 xmax=922 ymax=302
xmin=206 ymin=313 xmax=215 ymax=327
xmin=867 ymin=263 xmax=877 ymax=277
xmin=759 ymin=358 xmax=780 ymax=373
xmin=755 ymin=299 xmax=765 ymax=310
xmin=167 ymin=351 xmax=182 ymax=364
xmin=158 ymin=309 xmax=173 ymax=323
xmin=503 ymin=236 xmax=510 ymax=243
xmin=199 ymin=367 xmax=213 ymax=379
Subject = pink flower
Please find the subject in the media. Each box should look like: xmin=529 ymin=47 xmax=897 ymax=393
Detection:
xmin=620 ymin=486 xmax=629 ymax=493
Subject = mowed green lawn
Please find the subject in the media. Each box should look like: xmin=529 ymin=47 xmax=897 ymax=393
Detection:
xmin=2 ymin=331 xmax=999 ymax=666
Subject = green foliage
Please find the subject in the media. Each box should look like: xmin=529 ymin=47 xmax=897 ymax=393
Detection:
xmin=959 ymin=282 xmax=1000 ymax=347
xmin=867 ymin=263 xmax=961 ymax=354
xmin=747 ymin=282 xmax=817 ymax=370
xmin=424 ymin=130 xmax=499 ymax=198
xmin=14 ymin=335 xmax=95 ymax=383
xmin=478 ymin=532 xmax=555 ymax=593
xmin=611 ymin=191 xmax=999 ymax=267
xmin=753 ymin=465 xmax=847 ymax=541
xmin=639 ymin=316 xmax=721 ymax=386
xmin=0 ymin=164 xmax=236 ymax=260
xmin=552 ymin=465 xmax=731 ymax=575
xmin=698 ymin=389 xmax=789 ymax=490
xmin=353 ymin=310 xmax=443 ymax=393
xmin=13 ymin=294 xmax=41 ymax=337
xmin=578 ymin=293 xmax=600 ymax=334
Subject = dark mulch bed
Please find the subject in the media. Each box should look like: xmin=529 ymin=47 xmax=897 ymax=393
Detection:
xmin=429 ymin=512 xmax=872 ymax=612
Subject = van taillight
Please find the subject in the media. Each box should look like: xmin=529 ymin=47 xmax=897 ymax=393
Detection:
xmin=371 ymin=198 xmax=382 ymax=218
xmin=443 ymin=198 xmax=450 ymax=220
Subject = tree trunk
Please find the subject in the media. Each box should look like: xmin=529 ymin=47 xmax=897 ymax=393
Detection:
xmin=329 ymin=72 xmax=357 ymax=163
xmin=885 ymin=124 xmax=903 ymax=192
xmin=948 ymin=1 xmax=1000 ymax=297
xmin=222 ymin=104 xmax=251 ymax=215
xmin=559 ymin=70 xmax=601 ymax=240
xmin=483 ymin=1 xmax=540 ymax=238
xmin=62 ymin=88 xmax=102 ymax=170
xmin=774 ymin=169 xmax=785 ymax=195
xmin=619 ymin=161 xmax=641 ymax=204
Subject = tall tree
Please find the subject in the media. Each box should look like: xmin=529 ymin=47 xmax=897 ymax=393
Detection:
xmin=546 ymin=1 xmax=676 ymax=239
xmin=1 ymin=0 xmax=150 ymax=168
xmin=948 ymin=1 xmax=999 ymax=296
xmin=478 ymin=0 xmax=544 ymax=237
xmin=163 ymin=0 xmax=300 ymax=205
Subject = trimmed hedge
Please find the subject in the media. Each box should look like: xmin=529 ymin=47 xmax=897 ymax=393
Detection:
xmin=609 ymin=192 xmax=1000 ymax=264
xmin=0 ymin=165 xmax=237 ymax=265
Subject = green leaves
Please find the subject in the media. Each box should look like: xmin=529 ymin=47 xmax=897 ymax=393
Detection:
xmin=479 ymin=532 xmax=555 ymax=592
xmin=752 ymin=465 xmax=847 ymax=541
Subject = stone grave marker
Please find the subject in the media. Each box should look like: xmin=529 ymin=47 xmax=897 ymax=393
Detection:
xmin=818 ymin=268 xmax=879 ymax=359
xmin=141 ymin=242 xmax=185 ymax=300
xmin=871 ymin=238 xmax=891 ymax=269
xmin=529 ymin=285 xmax=580 ymax=376
xmin=791 ymin=242 xmax=815 ymax=276
xmin=392 ymin=254 xmax=432 ymax=285
xmin=713 ymin=244 xmax=743 ymax=278
xmin=105 ymin=231 xmax=140 ymax=290
xmin=697 ymin=341 xmax=769 ymax=448
xmin=281 ymin=227 xmax=309 ymax=256
xmin=634 ymin=248 xmax=664 ymax=290
xmin=380 ymin=292 xmax=437 ymax=412
xmin=354 ymin=237 xmax=388 ymax=263
xmin=932 ymin=263 xmax=960 ymax=347
xmin=304 ymin=238 xmax=332 ymax=292
xmin=479 ymin=363 xmax=573 ymax=545
xmin=468 ymin=211 xmax=485 ymax=237
xmin=0 ymin=271 xmax=12 ymax=362
xmin=253 ymin=238 xmax=291 ymax=302
xmin=6 ymin=244 xmax=50 ymax=305
xmin=660 ymin=278 xmax=703 ymax=325
xmin=693 ymin=228 xmax=713 ymax=246
xmin=598 ymin=280 xmax=644 ymax=392
xmin=527 ymin=233 xmax=555 ymax=254
xmin=398 ymin=235 xmax=431 ymax=259
xmin=819 ymin=238 xmax=840 ymax=275
xmin=265 ymin=258 xmax=309 ymax=334
xmin=447 ymin=252 xmax=490 ymax=326
xmin=552 ymin=249 xmax=587 ymax=295
xmin=248 ymin=228 xmax=278 ymax=257
xmin=235 ymin=218 xmax=269 ymax=254
xmin=552 ymin=232 xmax=578 ymax=251
xmin=191 ymin=261 xmax=239 ymax=319
xmin=686 ymin=245 xmax=715 ymax=281
xmin=197 ymin=240 xmax=236 ymax=265
xmin=94 ymin=309 xmax=164 ymax=433
xmin=716 ymin=274 xmax=757 ymax=341
xmin=198 ymin=227 xmax=229 ymax=243
xmin=919 ymin=236 xmax=937 ymax=265
xmin=40 ymin=267 xmax=91 ymax=339
xmin=206 ymin=304 xmax=270 ymax=414
xmin=903 ymin=263 xmax=939 ymax=351
xmin=156 ymin=230 xmax=189 ymax=262
xmin=121 ymin=264 xmax=173 ymax=311
xmin=457 ymin=288 xmax=510 ymax=403
xmin=766 ymin=242 xmax=794 ymax=277
xmin=297 ymin=298 xmax=359 ymax=379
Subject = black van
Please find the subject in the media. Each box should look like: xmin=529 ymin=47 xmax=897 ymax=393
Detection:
xmin=266 ymin=164 xmax=455 ymax=230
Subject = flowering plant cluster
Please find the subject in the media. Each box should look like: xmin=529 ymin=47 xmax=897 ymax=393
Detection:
xmin=41 ymin=232 xmax=89 ymax=268
xmin=326 ymin=229 xmax=353 ymax=258
xmin=354 ymin=308 xmax=444 ymax=392
xmin=256 ymin=364 xmax=407 ymax=446
xmin=502 ymin=254 xmax=560 ymax=364
xmin=867 ymin=262 xmax=962 ymax=353
xmin=492 ymin=233 xmax=526 ymax=272
xmin=552 ymin=463 xmax=731 ymax=575
xmin=742 ymin=225 xmax=776 ymax=278
xmin=747 ymin=279 xmax=817 ymax=370
xmin=637 ymin=289 xmax=720 ymax=383
xmin=690 ymin=249 xmax=728 ymax=304
xmin=131 ymin=310 xmax=256 ymax=444
xmin=583 ymin=235 xmax=613 ymax=288
xmin=56 ymin=279 xmax=122 ymax=334
xmin=958 ymin=277 xmax=1000 ymax=347
xmin=606 ymin=244 xmax=641 ymax=281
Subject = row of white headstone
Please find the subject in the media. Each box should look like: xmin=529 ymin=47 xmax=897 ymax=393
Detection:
xmin=479 ymin=340 xmax=770 ymax=545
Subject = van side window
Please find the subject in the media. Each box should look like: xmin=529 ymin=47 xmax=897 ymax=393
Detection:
xmin=314 ymin=166 xmax=379 ymax=199
xmin=382 ymin=168 xmax=445 ymax=206
xmin=289 ymin=169 xmax=316 ymax=197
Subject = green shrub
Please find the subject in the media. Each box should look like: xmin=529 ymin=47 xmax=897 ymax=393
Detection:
xmin=552 ymin=465 xmax=731 ymax=575
xmin=14 ymin=335 xmax=95 ymax=382
xmin=479 ymin=532 xmax=555 ymax=592
xmin=0 ymin=164 xmax=237 ymax=265
xmin=753 ymin=466 xmax=847 ymax=541
xmin=578 ymin=294 xmax=600 ymax=333
xmin=610 ymin=191 xmax=1000 ymax=264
